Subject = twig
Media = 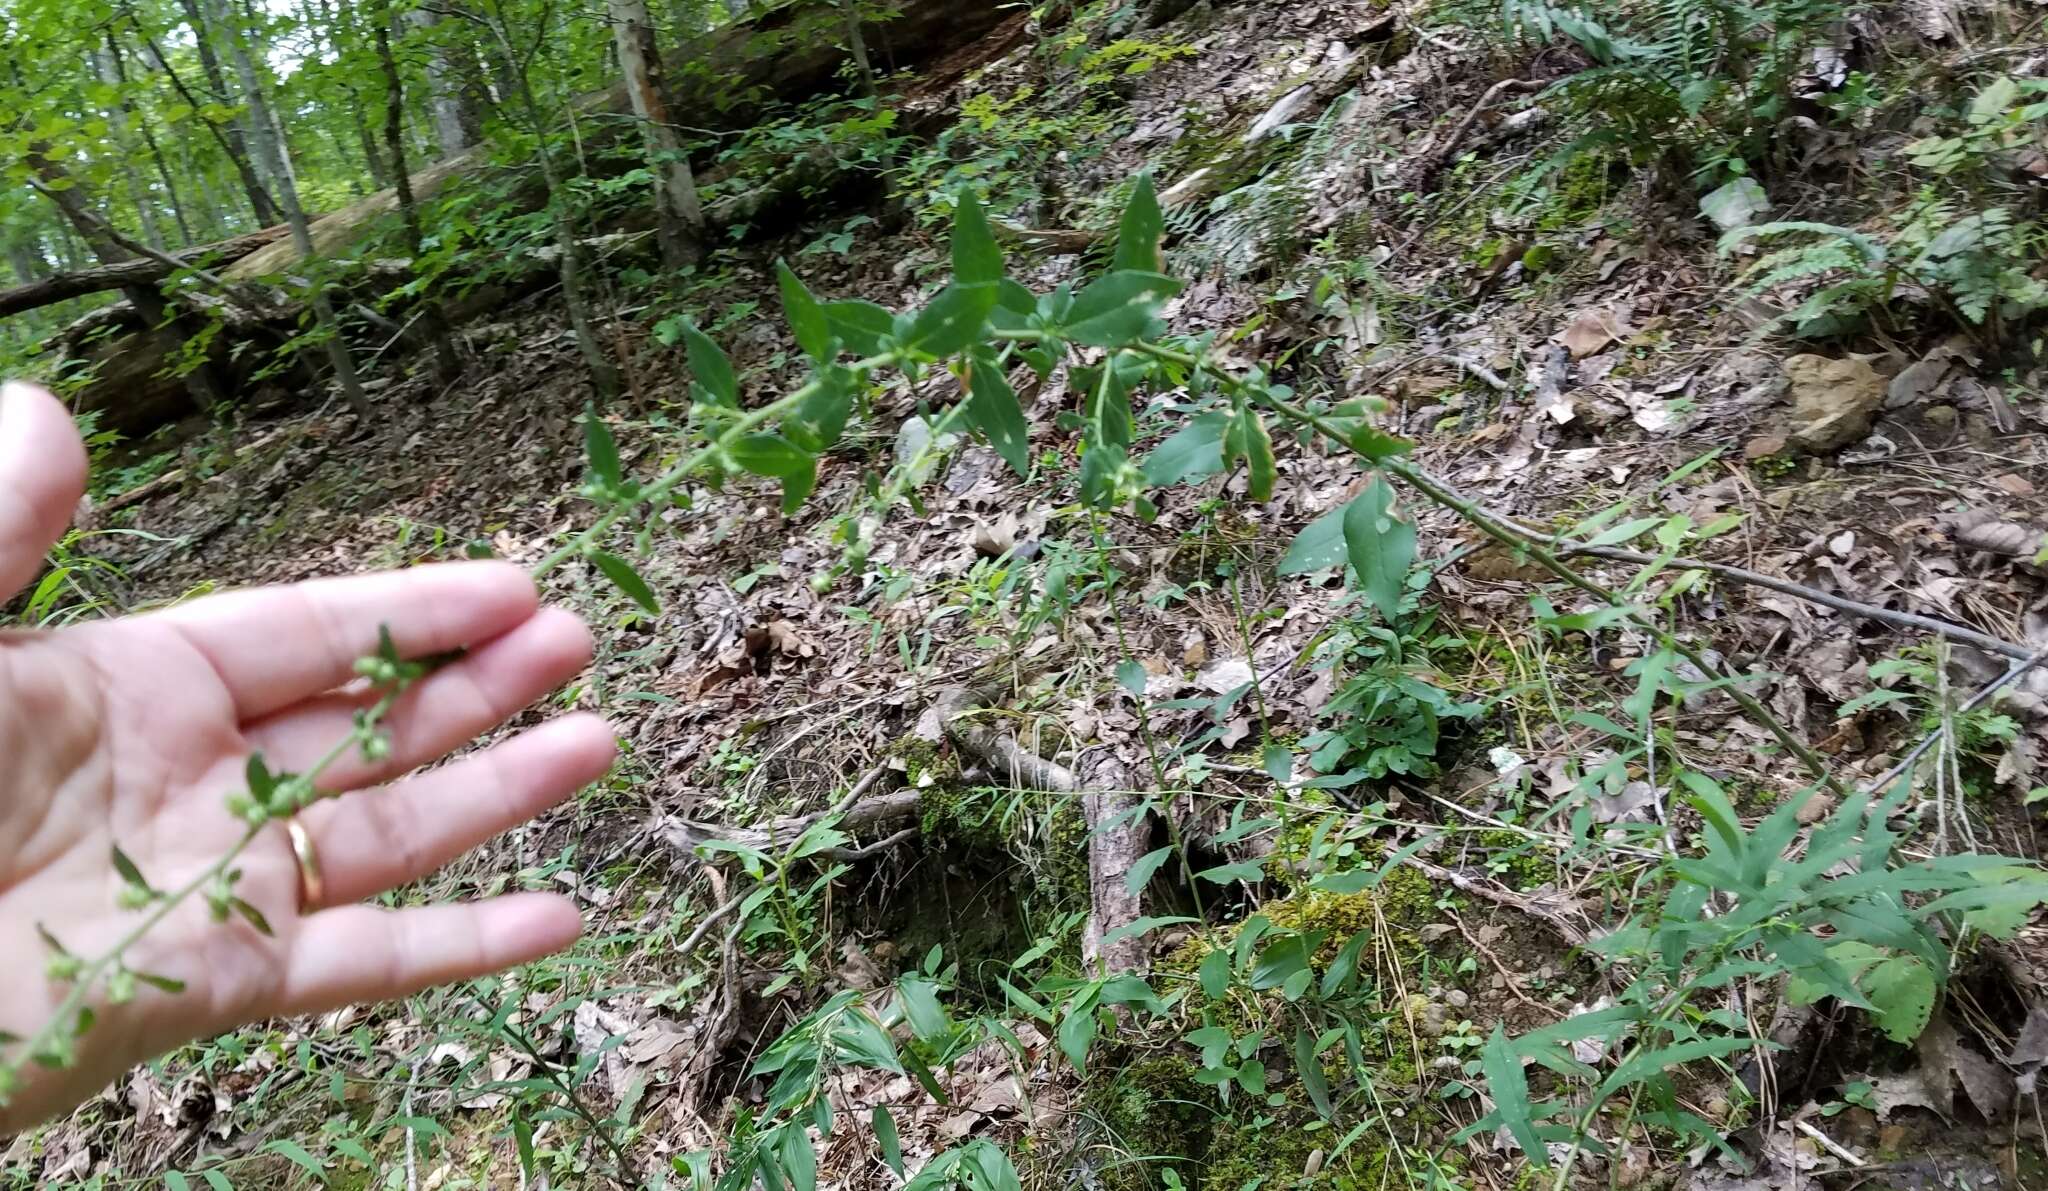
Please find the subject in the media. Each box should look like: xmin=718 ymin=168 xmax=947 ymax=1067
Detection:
xmin=1437 ymin=354 xmax=1512 ymax=392
xmin=1411 ymin=78 xmax=1543 ymax=190
xmin=1559 ymin=545 xmax=2033 ymax=663
xmin=1857 ymin=645 xmax=2048 ymax=800
xmin=1793 ymin=1119 xmax=1865 ymax=1167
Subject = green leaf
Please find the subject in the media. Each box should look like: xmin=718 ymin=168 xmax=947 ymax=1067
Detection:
xmin=1062 ymin=271 xmax=1182 ymax=347
xmin=823 ymin=299 xmax=898 ymax=357
xmin=583 ymin=407 xmax=621 ymax=485
xmin=1126 ymin=846 xmax=1176 ymax=895
xmin=246 ymin=753 xmax=277 ymax=799
xmin=730 ymin=434 xmax=819 ymax=514
xmin=166 ymin=1172 xmax=192 ymax=1191
xmin=952 ymin=191 xmax=1005 ymax=288
xmin=779 ymin=1122 xmax=818 ymax=1191
xmin=1261 ymin=745 xmax=1293 ymax=784
xmin=591 ymin=551 xmax=661 ymax=615
xmin=1142 ymin=413 xmax=1228 ymax=488
xmin=229 ymin=897 xmax=273 ymax=937
xmin=1862 ymin=955 xmax=1937 ymax=1043
xmin=1223 ymin=406 xmax=1277 ymax=501
xmin=873 ymin=1106 xmax=904 ymax=1178
xmin=785 ymin=368 xmax=855 ymax=453
xmin=1482 ymin=1026 xmax=1546 ymax=1165
xmin=201 ymin=1171 xmax=234 ymax=1191
xmin=262 ymin=1139 xmax=326 ymax=1180
xmin=777 ymin=262 xmax=834 ymax=362
xmin=967 ymin=358 xmax=1032 ymax=478
xmin=1197 ymin=861 xmax=1267 ymax=885
xmin=896 ymin=975 xmax=950 ymax=1041
xmin=1583 ymin=516 xmax=1664 ymax=548
xmin=1115 ymin=175 xmax=1167 ymax=273
xmin=1116 ymin=659 xmax=1149 ymax=697
xmin=1342 ymin=477 xmax=1416 ymax=622
xmin=111 ymin=845 xmax=152 ymax=894
xmin=1057 ymin=994 xmax=1099 ymax=1072
xmin=1198 ymin=948 xmax=1232 ymax=1000
xmin=904 ymin=283 xmax=999 ymax=359
xmin=681 ymin=323 xmax=738 ymax=407
xmin=1277 ymin=505 xmax=1348 ymax=575
xmin=133 ymin=970 xmax=187 ymax=994
xmin=1294 ymin=1028 xmax=1332 ymax=1119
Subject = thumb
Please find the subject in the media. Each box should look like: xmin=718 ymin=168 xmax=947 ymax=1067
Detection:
xmin=0 ymin=382 xmax=89 ymax=604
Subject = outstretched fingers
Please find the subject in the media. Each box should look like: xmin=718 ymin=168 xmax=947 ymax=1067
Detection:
xmin=153 ymin=561 xmax=543 ymax=721
xmin=0 ymin=382 xmax=88 ymax=602
xmin=242 ymin=607 xmax=595 ymax=790
xmin=278 ymin=894 xmax=583 ymax=1018
xmin=295 ymin=713 xmax=616 ymax=908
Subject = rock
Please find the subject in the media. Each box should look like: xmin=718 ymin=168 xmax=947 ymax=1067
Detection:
xmin=1445 ymin=988 xmax=1471 ymax=1010
xmin=1783 ymin=354 xmax=1886 ymax=453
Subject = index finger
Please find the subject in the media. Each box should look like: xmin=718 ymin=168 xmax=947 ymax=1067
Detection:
xmin=146 ymin=561 xmax=541 ymax=721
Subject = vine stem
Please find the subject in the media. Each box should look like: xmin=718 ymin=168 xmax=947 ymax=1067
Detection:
xmin=530 ymin=349 xmax=901 ymax=579
xmin=4 ymin=688 xmax=405 ymax=1098
xmin=1112 ymin=339 xmax=1846 ymax=798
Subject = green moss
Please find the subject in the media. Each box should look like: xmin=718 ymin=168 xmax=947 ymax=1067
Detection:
xmin=1472 ymin=830 xmax=1551 ymax=892
xmin=1203 ymin=1096 xmax=1389 ymax=1191
xmin=1087 ymin=1056 xmax=1216 ymax=1190
xmin=1046 ymin=801 xmax=1093 ymax=909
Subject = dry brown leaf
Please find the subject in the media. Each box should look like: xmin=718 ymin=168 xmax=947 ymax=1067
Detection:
xmin=1558 ymin=307 xmax=1626 ymax=359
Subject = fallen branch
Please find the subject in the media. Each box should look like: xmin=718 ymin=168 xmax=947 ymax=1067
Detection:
xmin=1557 ymin=544 xmax=2034 ymax=664
xmin=1409 ymin=77 xmax=1544 ymax=191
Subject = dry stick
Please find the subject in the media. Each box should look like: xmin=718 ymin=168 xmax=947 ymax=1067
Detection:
xmin=1856 ymin=645 xmax=2048 ymax=801
xmin=1554 ymin=546 xmax=2032 ymax=664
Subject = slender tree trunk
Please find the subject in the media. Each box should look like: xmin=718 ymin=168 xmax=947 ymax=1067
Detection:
xmin=374 ymin=2 xmax=461 ymax=383
xmin=210 ymin=0 xmax=371 ymax=419
xmin=481 ymin=5 xmax=620 ymax=399
xmin=840 ymin=0 xmax=878 ymax=97
xmin=94 ymin=42 xmax=169 ymax=252
xmin=404 ymin=7 xmax=485 ymax=153
xmin=609 ymin=0 xmax=704 ymax=268
xmin=172 ymin=0 xmax=282 ymax=226
xmin=6 ymin=238 xmax=48 ymax=287
xmin=106 ymin=32 xmax=197 ymax=246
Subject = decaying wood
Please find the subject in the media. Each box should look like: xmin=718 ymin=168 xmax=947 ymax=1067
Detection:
xmin=1081 ymin=754 xmax=1150 ymax=976
xmin=62 ymin=0 xmax=1025 ymax=428
xmin=0 ymin=225 xmax=292 ymax=318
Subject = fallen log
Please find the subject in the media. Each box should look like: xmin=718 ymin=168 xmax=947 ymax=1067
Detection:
xmin=0 ymin=225 xmax=294 ymax=319
xmin=64 ymin=0 xmax=1026 ymax=430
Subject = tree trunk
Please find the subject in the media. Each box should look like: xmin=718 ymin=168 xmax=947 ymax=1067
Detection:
xmin=486 ymin=1 xmax=621 ymax=400
xmin=210 ymin=0 xmax=371 ymax=420
xmin=0 ymin=226 xmax=292 ymax=319
xmin=404 ymin=7 xmax=481 ymax=156
xmin=172 ymin=0 xmax=283 ymax=226
xmin=374 ymin=3 xmax=462 ymax=383
xmin=610 ymin=0 xmax=705 ymax=268
xmin=839 ymin=0 xmax=879 ymax=97
xmin=94 ymin=42 xmax=169 ymax=252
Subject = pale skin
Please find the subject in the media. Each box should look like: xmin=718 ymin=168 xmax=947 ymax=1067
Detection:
xmin=0 ymin=381 xmax=616 ymax=1132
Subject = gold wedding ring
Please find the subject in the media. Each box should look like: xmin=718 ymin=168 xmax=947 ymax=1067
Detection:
xmin=285 ymin=817 xmax=324 ymax=908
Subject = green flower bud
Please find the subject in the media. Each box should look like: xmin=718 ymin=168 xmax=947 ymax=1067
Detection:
xmin=107 ymin=969 xmax=136 ymax=1005
xmin=115 ymin=885 xmax=154 ymax=912
xmin=45 ymin=954 xmax=83 ymax=984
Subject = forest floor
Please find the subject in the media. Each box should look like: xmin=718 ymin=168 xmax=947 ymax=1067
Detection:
xmin=10 ymin=1 xmax=2048 ymax=1189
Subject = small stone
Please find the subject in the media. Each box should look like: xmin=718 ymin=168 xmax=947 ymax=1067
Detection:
xmin=1445 ymin=989 xmax=1471 ymax=1010
xmin=1924 ymin=404 xmax=1958 ymax=428
xmin=1783 ymin=354 xmax=1886 ymax=453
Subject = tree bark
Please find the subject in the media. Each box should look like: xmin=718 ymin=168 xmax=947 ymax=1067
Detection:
xmin=172 ymin=0 xmax=283 ymax=226
xmin=211 ymin=0 xmax=371 ymax=420
xmin=94 ymin=42 xmax=169 ymax=252
xmin=404 ymin=6 xmax=479 ymax=156
xmin=374 ymin=3 xmax=461 ymax=383
xmin=0 ymin=226 xmax=291 ymax=319
xmin=610 ymin=0 xmax=705 ymax=268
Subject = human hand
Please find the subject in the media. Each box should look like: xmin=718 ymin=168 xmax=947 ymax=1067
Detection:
xmin=0 ymin=382 xmax=616 ymax=1131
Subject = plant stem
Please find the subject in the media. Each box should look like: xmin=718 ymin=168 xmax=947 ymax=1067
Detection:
xmin=1112 ymin=338 xmax=1845 ymax=797
xmin=532 ymin=350 xmax=900 ymax=579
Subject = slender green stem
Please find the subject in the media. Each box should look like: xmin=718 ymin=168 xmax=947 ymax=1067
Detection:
xmin=1114 ymin=339 xmax=1845 ymax=797
xmin=531 ymin=350 xmax=900 ymax=579
xmin=4 ymin=688 xmax=408 ymax=1100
